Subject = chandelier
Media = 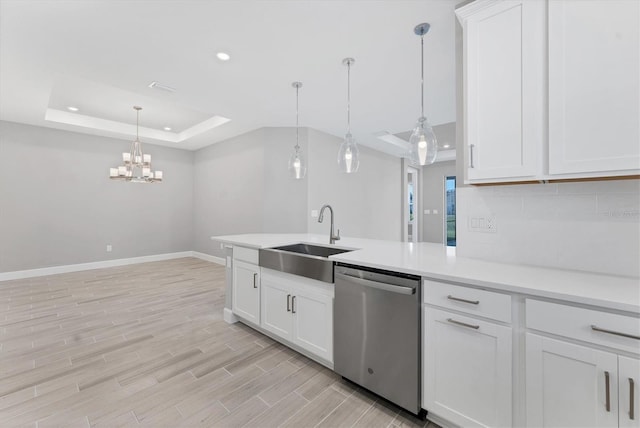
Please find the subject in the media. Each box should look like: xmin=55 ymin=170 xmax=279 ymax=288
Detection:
xmin=109 ymin=106 xmax=163 ymax=183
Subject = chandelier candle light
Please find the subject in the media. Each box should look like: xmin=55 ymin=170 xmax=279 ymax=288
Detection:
xmin=288 ymin=82 xmax=307 ymax=179
xmin=409 ymin=23 xmax=438 ymax=166
xmin=109 ymin=106 xmax=163 ymax=183
xmin=338 ymin=57 xmax=360 ymax=174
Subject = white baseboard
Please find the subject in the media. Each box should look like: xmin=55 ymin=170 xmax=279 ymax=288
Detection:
xmin=192 ymin=251 xmax=225 ymax=265
xmin=223 ymin=308 xmax=238 ymax=324
xmin=0 ymin=250 xmax=224 ymax=282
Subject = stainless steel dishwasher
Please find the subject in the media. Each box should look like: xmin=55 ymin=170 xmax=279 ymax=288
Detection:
xmin=334 ymin=263 xmax=423 ymax=416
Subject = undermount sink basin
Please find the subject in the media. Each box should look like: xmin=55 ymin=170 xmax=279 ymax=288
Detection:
xmin=259 ymin=243 xmax=355 ymax=283
xmin=270 ymin=243 xmax=353 ymax=258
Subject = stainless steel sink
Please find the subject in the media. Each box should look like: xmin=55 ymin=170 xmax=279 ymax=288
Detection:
xmin=259 ymin=243 xmax=355 ymax=283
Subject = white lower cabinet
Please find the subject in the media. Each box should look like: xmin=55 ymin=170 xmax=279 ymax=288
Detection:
xmin=619 ymin=356 xmax=640 ymax=428
xmin=526 ymin=299 xmax=640 ymax=428
xmin=231 ymin=259 xmax=260 ymax=326
xmin=260 ymin=269 xmax=333 ymax=364
xmin=526 ymin=334 xmax=619 ymax=428
xmin=423 ymin=307 xmax=512 ymax=427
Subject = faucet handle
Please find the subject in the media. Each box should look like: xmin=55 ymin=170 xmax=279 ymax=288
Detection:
xmin=335 ymin=229 xmax=341 ymax=241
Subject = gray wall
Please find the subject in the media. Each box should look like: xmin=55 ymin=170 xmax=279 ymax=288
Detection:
xmin=421 ymin=160 xmax=456 ymax=243
xmin=193 ymin=127 xmax=308 ymax=258
xmin=1 ymin=121 xmax=403 ymax=272
xmin=0 ymin=121 xmax=194 ymax=272
xmin=306 ymin=128 xmax=402 ymax=241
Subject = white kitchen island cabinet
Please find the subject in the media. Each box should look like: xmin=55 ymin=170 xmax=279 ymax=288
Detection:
xmin=231 ymin=247 xmax=260 ymax=326
xmin=260 ymin=268 xmax=333 ymax=365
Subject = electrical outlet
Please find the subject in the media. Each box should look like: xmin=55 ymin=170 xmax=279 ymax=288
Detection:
xmin=468 ymin=216 xmax=497 ymax=233
xmin=106 ymin=244 xmax=112 ymax=252
xmin=487 ymin=216 xmax=497 ymax=232
xmin=311 ymin=210 xmax=318 ymax=218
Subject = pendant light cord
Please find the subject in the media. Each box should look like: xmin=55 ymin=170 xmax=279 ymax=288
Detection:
xmin=347 ymin=61 xmax=351 ymax=135
xmin=420 ymin=34 xmax=425 ymax=119
xmin=295 ymin=85 xmax=299 ymax=150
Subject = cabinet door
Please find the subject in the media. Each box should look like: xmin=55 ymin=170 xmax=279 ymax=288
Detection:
xmin=423 ymin=307 xmax=512 ymax=427
xmin=458 ymin=0 xmax=544 ymax=182
xmin=232 ymin=260 xmax=260 ymax=325
xmin=548 ymin=0 xmax=640 ymax=175
xmin=291 ymin=290 xmax=333 ymax=364
xmin=619 ymin=356 xmax=640 ymax=428
xmin=260 ymin=276 xmax=292 ymax=341
xmin=526 ymin=334 xmax=618 ymax=428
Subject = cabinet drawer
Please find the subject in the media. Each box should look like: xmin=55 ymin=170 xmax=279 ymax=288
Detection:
xmin=526 ymin=299 xmax=640 ymax=355
xmin=233 ymin=246 xmax=259 ymax=265
xmin=423 ymin=280 xmax=511 ymax=323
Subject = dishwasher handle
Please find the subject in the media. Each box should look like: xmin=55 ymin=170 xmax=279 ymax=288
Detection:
xmin=338 ymin=273 xmax=416 ymax=295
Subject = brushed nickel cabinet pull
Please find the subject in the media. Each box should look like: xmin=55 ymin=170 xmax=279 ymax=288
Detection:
xmin=447 ymin=295 xmax=480 ymax=305
xmin=292 ymin=296 xmax=296 ymax=314
xmin=469 ymin=144 xmax=475 ymax=168
xmin=591 ymin=325 xmax=640 ymax=340
xmin=253 ymin=273 xmax=258 ymax=288
xmin=605 ymin=371 xmax=611 ymax=412
xmin=286 ymin=294 xmax=291 ymax=312
xmin=447 ymin=318 xmax=480 ymax=330
xmin=630 ymin=378 xmax=635 ymax=420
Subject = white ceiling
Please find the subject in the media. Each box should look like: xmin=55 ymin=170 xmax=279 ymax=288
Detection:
xmin=0 ymin=0 xmax=458 ymax=154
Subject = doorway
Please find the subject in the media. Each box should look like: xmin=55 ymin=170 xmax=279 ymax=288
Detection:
xmin=444 ymin=176 xmax=456 ymax=246
xmin=406 ymin=166 xmax=419 ymax=242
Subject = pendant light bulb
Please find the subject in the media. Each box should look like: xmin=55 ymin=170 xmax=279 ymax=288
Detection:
xmin=288 ymin=82 xmax=307 ymax=179
xmin=338 ymin=58 xmax=360 ymax=173
xmin=409 ymin=23 xmax=437 ymax=166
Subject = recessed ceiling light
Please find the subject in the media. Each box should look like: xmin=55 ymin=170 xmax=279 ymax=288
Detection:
xmin=216 ymin=52 xmax=231 ymax=61
xmin=443 ymin=144 xmax=451 ymax=149
xmin=164 ymin=127 xmax=172 ymax=131
xmin=67 ymin=106 xmax=79 ymax=112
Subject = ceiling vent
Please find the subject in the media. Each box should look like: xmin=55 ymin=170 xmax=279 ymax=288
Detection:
xmin=148 ymin=81 xmax=176 ymax=93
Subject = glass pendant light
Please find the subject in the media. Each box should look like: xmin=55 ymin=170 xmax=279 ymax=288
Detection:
xmin=409 ymin=23 xmax=438 ymax=166
xmin=338 ymin=57 xmax=360 ymax=173
xmin=288 ymin=82 xmax=307 ymax=179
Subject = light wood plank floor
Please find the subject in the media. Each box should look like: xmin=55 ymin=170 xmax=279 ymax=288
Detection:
xmin=0 ymin=258 xmax=437 ymax=428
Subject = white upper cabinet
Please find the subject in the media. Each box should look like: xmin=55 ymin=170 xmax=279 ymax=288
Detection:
xmin=457 ymin=0 xmax=545 ymax=183
xmin=457 ymin=0 xmax=640 ymax=183
xmin=548 ymin=0 xmax=640 ymax=176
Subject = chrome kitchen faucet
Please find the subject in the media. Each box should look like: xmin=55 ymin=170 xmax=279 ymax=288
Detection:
xmin=318 ymin=204 xmax=340 ymax=244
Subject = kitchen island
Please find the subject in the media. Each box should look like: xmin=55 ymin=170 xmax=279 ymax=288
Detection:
xmin=212 ymin=233 xmax=639 ymax=312
xmin=212 ymin=233 xmax=640 ymax=428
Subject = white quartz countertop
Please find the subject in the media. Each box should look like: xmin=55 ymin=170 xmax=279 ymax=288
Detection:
xmin=211 ymin=233 xmax=640 ymax=313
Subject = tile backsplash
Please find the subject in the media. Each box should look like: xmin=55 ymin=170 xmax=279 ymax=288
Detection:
xmin=456 ymin=180 xmax=640 ymax=278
